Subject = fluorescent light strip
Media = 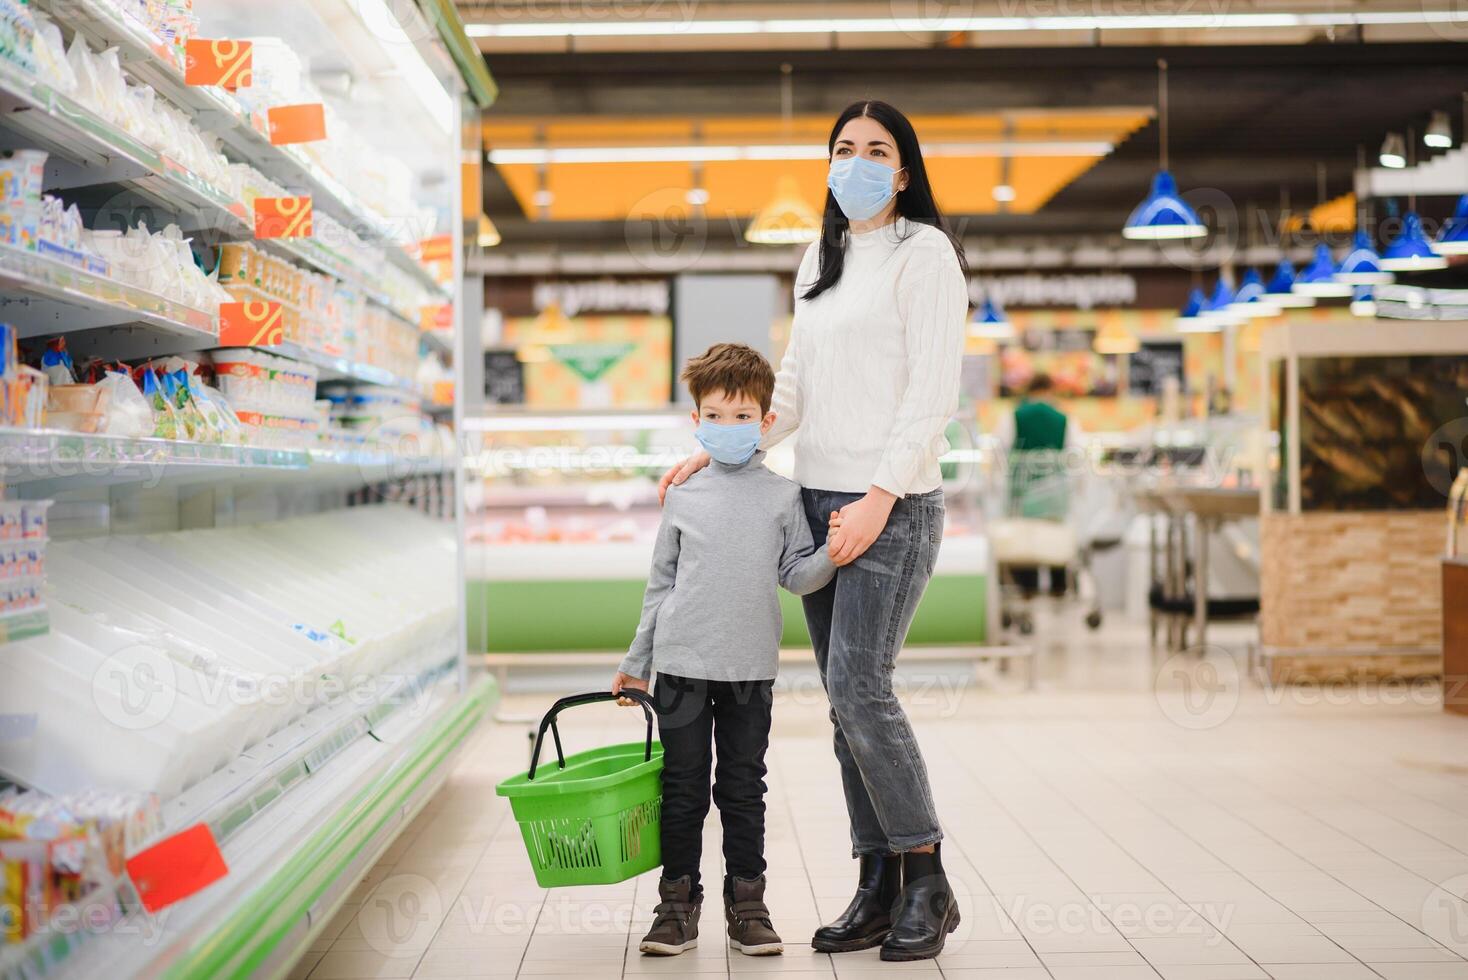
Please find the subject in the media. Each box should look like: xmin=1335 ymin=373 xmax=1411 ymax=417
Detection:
xmin=467 ymin=10 xmax=1461 ymax=37
xmin=464 ymin=414 xmax=688 ymax=432
xmin=357 ymin=0 xmax=454 ymax=135
xmin=489 ymin=140 xmax=1114 ymax=165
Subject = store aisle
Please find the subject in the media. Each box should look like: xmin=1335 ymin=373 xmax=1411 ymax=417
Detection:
xmin=295 ymin=634 xmax=1468 ymax=980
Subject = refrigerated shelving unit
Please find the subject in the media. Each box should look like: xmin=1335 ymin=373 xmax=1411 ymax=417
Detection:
xmin=0 ymin=2 xmax=495 ymax=978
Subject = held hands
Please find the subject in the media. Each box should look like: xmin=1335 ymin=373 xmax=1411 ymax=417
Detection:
xmin=612 ymin=671 xmax=649 ymax=707
xmin=826 ymin=489 xmax=898 ymax=566
xmin=657 ymin=451 xmax=712 ymax=505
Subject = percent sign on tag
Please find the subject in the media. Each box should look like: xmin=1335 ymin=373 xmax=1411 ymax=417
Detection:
xmin=254 ymin=196 xmax=313 ymax=240
xmin=184 ymin=39 xmax=253 ymax=89
xmin=219 ymin=302 xmax=284 ymax=346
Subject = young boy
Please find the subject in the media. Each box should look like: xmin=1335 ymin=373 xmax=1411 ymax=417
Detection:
xmin=612 ymin=343 xmax=836 ymax=958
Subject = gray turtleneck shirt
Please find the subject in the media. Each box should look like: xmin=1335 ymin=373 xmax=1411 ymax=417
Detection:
xmin=619 ymin=451 xmax=836 ymax=682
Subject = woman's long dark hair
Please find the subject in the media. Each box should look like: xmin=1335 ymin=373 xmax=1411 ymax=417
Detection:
xmin=801 ymin=100 xmax=968 ymax=302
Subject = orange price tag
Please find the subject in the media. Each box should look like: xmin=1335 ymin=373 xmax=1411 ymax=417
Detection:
xmin=219 ymin=301 xmax=285 ymax=346
xmin=267 ymin=104 xmax=327 ymax=145
xmin=184 ymin=39 xmax=253 ymax=89
xmin=419 ymin=303 xmax=452 ymax=332
xmin=254 ymin=196 xmax=313 ymax=240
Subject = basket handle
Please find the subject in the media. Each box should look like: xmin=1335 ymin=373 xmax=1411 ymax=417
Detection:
xmin=527 ymin=689 xmax=656 ymax=781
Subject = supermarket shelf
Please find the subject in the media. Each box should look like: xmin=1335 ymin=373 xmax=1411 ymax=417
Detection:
xmin=0 ymin=243 xmax=217 ymax=343
xmin=33 ymin=0 xmax=450 ymax=300
xmin=0 ymin=429 xmax=450 ymax=496
xmin=0 ymin=64 xmax=252 ymax=237
xmin=264 ymin=340 xmax=418 ymax=390
xmin=308 ymin=447 xmax=452 ymax=483
xmin=0 ymin=428 xmax=308 ymax=494
xmin=420 ymin=328 xmax=453 ymax=358
xmin=30 ymin=672 xmax=496 ymax=980
xmin=0 ymin=608 xmax=49 ymax=644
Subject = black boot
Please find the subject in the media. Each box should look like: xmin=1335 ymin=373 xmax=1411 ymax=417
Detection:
xmin=880 ymin=845 xmax=960 ymax=961
xmin=810 ymin=853 xmax=901 ymax=952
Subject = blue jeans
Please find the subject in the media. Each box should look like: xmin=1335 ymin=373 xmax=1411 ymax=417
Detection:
xmin=800 ymin=487 xmax=945 ymax=856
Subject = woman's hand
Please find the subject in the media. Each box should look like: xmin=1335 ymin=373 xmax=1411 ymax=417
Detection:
xmin=613 ymin=672 xmax=649 ymax=706
xmin=657 ymin=451 xmax=711 ymax=505
xmin=828 ymin=488 xmax=898 ymax=566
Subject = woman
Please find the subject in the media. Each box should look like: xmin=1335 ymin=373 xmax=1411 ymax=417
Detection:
xmin=659 ymin=100 xmax=969 ymax=962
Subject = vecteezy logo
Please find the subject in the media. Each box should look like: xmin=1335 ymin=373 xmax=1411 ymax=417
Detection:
xmin=623 ymin=190 xmax=708 ymax=273
xmin=91 ymin=645 xmax=178 ymax=732
xmin=359 ymin=874 xmax=443 ymax=955
xmin=1421 ymin=874 xmax=1468 ymax=946
xmin=1422 ymin=417 xmax=1468 ymax=498
xmin=1153 ymin=647 xmax=1240 ymax=731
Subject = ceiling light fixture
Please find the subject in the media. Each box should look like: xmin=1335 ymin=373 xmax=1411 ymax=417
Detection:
xmin=486 ymin=140 xmax=1113 ymax=166
xmin=992 ymin=183 xmax=1016 ymax=203
xmin=1293 ymin=243 xmax=1353 ymax=297
xmin=1434 ymin=194 xmax=1468 ymax=255
xmin=1424 ymin=110 xmax=1454 ymax=149
xmin=971 ymin=298 xmax=1015 ymax=339
xmin=1381 ymin=212 xmax=1449 ymax=270
xmin=466 ymin=11 xmax=1468 ymax=38
xmin=1379 ymin=133 xmax=1407 ymax=168
xmin=1123 ymin=60 xmax=1206 ymax=241
xmin=747 ymin=64 xmax=821 ymax=246
xmin=1264 ymin=259 xmax=1316 ymax=308
xmin=1333 ymin=230 xmax=1392 ymax=285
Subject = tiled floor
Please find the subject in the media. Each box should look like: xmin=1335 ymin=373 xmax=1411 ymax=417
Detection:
xmin=296 ymin=616 xmax=1468 ymax=980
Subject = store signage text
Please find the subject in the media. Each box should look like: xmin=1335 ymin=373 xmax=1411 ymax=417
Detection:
xmin=970 ymin=273 xmax=1138 ymax=311
xmin=532 ymin=279 xmax=670 ymax=317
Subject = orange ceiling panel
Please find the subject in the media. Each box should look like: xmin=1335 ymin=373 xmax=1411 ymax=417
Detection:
xmin=486 ymin=109 xmax=1150 ymax=221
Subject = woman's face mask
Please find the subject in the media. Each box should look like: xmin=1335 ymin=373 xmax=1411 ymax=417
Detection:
xmin=827 ymin=156 xmax=904 ymax=222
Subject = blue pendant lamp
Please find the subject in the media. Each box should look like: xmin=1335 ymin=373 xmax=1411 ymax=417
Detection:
xmin=1334 ymin=230 xmax=1393 ymax=285
xmin=1434 ymin=194 xmax=1468 ymax=255
xmin=1293 ymin=243 xmax=1354 ymax=297
xmin=1265 ymin=258 xmax=1315 ymax=308
xmin=1381 ymin=212 xmax=1449 ymax=271
xmin=1198 ymin=277 xmax=1239 ymax=329
xmin=1349 ymin=287 xmax=1377 ymax=317
xmin=1123 ymin=59 xmax=1206 ymax=241
xmin=1227 ymin=267 xmax=1280 ymax=317
xmin=971 ymin=297 xmax=1015 ymax=340
xmin=1174 ymin=287 xmax=1210 ymax=332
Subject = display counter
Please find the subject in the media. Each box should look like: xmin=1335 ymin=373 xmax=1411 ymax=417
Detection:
xmin=467 ymin=534 xmax=989 ymax=652
xmin=463 ymin=409 xmax=992 ymax=654
xmin=1259 ymin=321 xmax=1467 ymax=682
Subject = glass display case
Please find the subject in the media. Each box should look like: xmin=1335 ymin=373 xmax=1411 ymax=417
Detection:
xmin=463 ymin=410 xmax=992 ymax=654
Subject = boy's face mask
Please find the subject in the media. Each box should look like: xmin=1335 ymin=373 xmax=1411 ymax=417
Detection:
xmin=695 ymin=420 xmax=763 ymax=465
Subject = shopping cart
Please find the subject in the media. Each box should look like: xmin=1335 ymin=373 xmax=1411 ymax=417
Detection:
xmin=990 ymin=450 xmax=1125 ymax=636
xmin=495 ymin=690 xmax=664 ymax=887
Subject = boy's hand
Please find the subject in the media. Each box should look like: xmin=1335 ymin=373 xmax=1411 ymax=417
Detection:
xmin=827 ymin=509 xmax=843 ymax=541
xmin=613 ymin=672 xmax=650 ymax=706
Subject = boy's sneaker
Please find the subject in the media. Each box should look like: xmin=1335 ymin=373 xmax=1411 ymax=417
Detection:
xmin=639 ymin=876 xmax=701 ymax=955
xmin=725 ymin=875 xmax=784 ymax=955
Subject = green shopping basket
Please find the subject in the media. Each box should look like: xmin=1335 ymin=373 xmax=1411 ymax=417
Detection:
xmin=495 ymin=690 xmax=664 ymax=888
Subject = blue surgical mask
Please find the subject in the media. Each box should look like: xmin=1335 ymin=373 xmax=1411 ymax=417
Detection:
xmin=696 ymin=420 xmax=763 ymax=465
xmin=827 ymin=156 xmax=902 ymax=222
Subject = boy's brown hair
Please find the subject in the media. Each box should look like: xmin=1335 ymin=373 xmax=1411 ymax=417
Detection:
xmin=681 ymin=343 xmax=776 ymax=414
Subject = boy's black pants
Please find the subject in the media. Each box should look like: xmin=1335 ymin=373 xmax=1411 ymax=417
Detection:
xmin=653 ymin=672 xmax=773 ymax=894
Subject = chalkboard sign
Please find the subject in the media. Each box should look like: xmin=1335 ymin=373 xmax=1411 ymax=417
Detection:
xmin=483 ymin=348 xmax=525 ymax=405
xmin=1129 ymin=341 xmax=1185 ymax=396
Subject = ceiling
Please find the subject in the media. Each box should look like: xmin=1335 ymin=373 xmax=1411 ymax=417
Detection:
xmin=460 ymin=2 xmax=1468 ymax=265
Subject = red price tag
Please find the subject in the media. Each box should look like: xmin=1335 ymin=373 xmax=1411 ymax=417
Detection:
xmin=219 ymin=301 xmax=285 ymax=346
xmin=267 ymin=104 xmax=327 ymax=145
xmin=184 ymin=39 xmax=253 ymax=89
xmin=125 ymin=824 xmax=228 ymax=914
xmin=254 ymin=196 xmax=313 ymax=240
